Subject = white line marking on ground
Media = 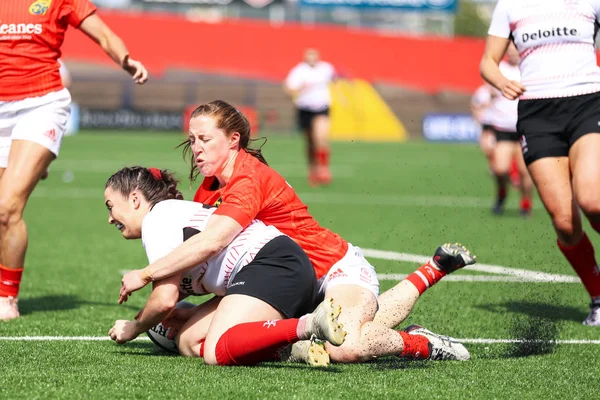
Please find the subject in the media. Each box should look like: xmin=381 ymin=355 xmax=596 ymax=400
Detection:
xmin=362 ymin=249 xmax=580 ymax=283
xmin=375 ymin=274 xmax=577 ymax=283
xmin=1 ymin=336 xmax=598 ymax=345
xmin=458 ymin=339 xmax=600 ymax=345
xmin=0 ymin=336 xmax=150 ymax=341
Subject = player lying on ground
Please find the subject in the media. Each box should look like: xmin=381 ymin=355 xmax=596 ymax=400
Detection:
xmin=113 ymin=163 xmax=473 ymax=363
xmin=105 ymin=167 xmax=345 ymax=366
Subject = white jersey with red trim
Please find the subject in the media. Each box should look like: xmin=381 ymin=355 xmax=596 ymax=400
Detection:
xmin=489 ymin=0 xmax=600 ymax=100
xmin=141 ymin=200 xmax=283 ymax=297
xmin=488 ymin=61 xmax=520 ymax=132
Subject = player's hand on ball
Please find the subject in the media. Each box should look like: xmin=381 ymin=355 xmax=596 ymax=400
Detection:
xmin=109 ymin=320 xmax=140 ymax=344
xmin=119 ymin=270 xmax=147 ymax=304
xmin=161 ymin=307 xmax=196 ymax=340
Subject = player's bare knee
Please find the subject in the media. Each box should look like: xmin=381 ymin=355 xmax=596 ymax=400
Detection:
xmin=577 ymin=195 xmax=600 ymax=221
xmin=0 ymin=196 xmax=24 ymax=228
xmin=552 ymin=214 xmax=581 ymax=245
xmin=176 ymin=336 xmax=197 ymax=358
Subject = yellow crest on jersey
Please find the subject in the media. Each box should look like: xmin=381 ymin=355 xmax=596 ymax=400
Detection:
xmin=29 ymin=0 xmax=52 ymax=16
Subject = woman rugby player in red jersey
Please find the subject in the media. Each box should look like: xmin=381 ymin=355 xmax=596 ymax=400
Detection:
xmin=481 ymin=0 xmax=600 ymax=325
xmin=120 ymin=101 xmax=474 ymax=363
xmin=0 ymin=0 xmax=148 ymax=320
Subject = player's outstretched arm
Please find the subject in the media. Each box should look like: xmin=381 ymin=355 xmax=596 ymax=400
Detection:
xmin=110 ymin=276 xmax=180 ymax=344
xmin=119 ymin=214 xmax=243 ymax=303
xmin=79 ymin=14 xmax=148 ymax=84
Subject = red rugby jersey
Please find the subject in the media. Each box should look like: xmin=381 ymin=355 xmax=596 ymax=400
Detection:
xmin=0 ymin=0 xmax=96 ymax=101
xmin=194 ymin=150 xmax=348 ymax=279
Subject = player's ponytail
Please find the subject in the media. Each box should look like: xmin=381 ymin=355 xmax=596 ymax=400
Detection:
xmin=105 ymin=166 xmax=184 ymax=207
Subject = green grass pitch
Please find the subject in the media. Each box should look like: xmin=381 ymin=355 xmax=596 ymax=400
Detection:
xmin=0 ymin=131 xmax=599 ymax=399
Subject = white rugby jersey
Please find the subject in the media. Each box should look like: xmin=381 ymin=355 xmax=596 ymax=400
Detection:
xmin=489 ymin=0 xmax=600 ymax=99
xmin=488 ymin=61 xmax=520 ymax=132
xmin=141 ymin=200 xmax=283 ymax=297
xmin=471 ymin=84 xmax=494 ymax=125
xmin=285 ymin=61 xmax=335 ymax=111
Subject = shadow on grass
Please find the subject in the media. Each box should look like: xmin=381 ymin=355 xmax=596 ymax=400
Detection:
xmin=18 ymin=294 xmax=140 ymax=315
xmin=477 ymin=300 xmax=587 ymax=323
xmin=474 ymin=302 xmax=564 ymax=359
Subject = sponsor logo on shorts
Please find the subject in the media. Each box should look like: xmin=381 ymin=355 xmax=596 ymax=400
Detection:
xmin=229 ymin=281 xmax=245 ymax=287
xmin=520 ymin=135 xmax=528 ymax=154
xmin=44 ymin=128 xmax=56 ymax=142
xmin=214 ymin=197 xmax=222 ymax=207
xmin=328 ymin=268 xmax=348 ymax=281
xmin=29 ymin=0 xmax=52 ymax=15
xmin=521 ymin=27 xmax=578 ymax=43
xmin=360 ymin=267 xmax=372 ymax=284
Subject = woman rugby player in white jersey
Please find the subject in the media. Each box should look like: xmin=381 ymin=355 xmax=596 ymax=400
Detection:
xmin=481 ymin=0 xmax=600 ymax=325
xmin=486 ymin=44 xmax=534 ymax=216
xmin=105 ymin=166 xmax=345 ymax=366
xmin=284 ymin=48 xmax=336 ymax=186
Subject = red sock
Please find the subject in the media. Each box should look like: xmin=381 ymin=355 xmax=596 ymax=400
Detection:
xmin=214 ymin=319 xmax=300 ymax=366
xmin=405 ymin=260 xmax=447 ymax=295
xmin=520 ymin=197 xmax=532 ymax=212
xmin=199 ymin=339 xmax=205 ymax=358
xmin=316 ymin=148 xmax=330 ymax=167
xmin=590 ymin=221 xmax=600 ymax=235
xmin=557 ymin=232 xmax=600 ymax=297
xmin=498 ymin=186 xmax=507 ymax=200
xmin=0 ymin=265 xmax=23 ymax=298
xmin=398 ymin=331 xmax=430 ymax=359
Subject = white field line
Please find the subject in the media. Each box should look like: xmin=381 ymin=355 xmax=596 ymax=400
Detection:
xmin=1 ymin=336 xmax=599 ymax=345
xmin=362 ymin=249 xmax=580 ymax=283
xmin=0 ymin=336 xmax=150 ymax=341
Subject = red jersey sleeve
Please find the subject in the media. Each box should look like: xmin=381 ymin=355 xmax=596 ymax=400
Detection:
xmin=214 ymin=171 xmax=265 ymax=228
xmin=64 ymin=0 xmax=96 ymax=28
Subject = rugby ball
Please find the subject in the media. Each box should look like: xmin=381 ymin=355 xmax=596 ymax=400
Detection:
xmin=146 ymin=301 xmax=196 ymax=354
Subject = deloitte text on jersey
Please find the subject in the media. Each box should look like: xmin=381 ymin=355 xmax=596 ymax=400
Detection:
xmin=522 ymin=28 xmax=578 ymax=43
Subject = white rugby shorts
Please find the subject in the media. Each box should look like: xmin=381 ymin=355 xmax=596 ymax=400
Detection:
xmin=318 ymin=243 xmax=380 ymax=298
xmin=0 ymin=89 xmax=71 ymax=168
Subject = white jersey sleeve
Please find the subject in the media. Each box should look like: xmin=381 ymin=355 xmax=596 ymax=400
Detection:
xmin=488 ymin=0 xmax=511 ymax=39
xmin=285 ymin=65 xmax=303 ymax=90
xmin=141 ymin=206 xmax=186 ymax=264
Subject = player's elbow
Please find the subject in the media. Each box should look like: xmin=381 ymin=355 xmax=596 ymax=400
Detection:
xmin=154 ymin=289 xmax=179 ymax=313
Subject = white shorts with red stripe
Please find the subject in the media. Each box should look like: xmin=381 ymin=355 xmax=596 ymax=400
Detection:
xmin=0 ymin=89 xmax=71 ymax=168
xmin=318 ymin=243 xmax=379 ymax=298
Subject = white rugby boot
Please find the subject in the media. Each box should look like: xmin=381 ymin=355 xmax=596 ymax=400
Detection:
xmin=405 ymin=325 xmax=470 ymax=361
xmin=302 ymin=298 xmax=346 ymax=347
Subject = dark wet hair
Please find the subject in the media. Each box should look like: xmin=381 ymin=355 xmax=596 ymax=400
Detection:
xmin=179 ymin=100 xmax=268 ymax=182
xmin=105 ymin=166 xmax=183 ymax=206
